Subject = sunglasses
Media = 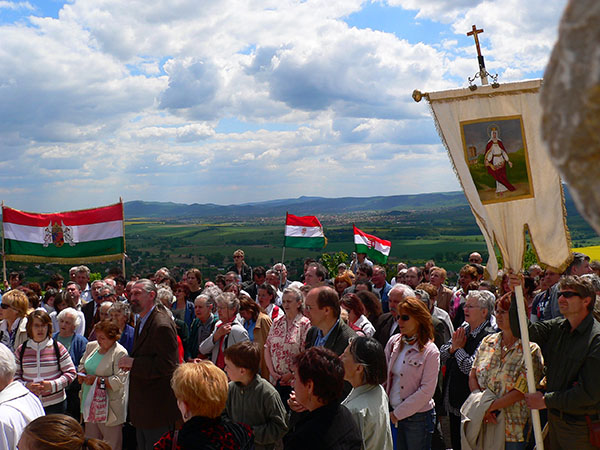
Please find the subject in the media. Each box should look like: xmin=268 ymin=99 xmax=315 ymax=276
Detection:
xmin=0 ymin=303 xmax=10 ymax=309
xmin=558 ymin=291 xmax=580 ymax=299
xmin=99 ymin=294 xmax=114 ymax=299
xmin=397 ymin=314 xmax=411 ymax=322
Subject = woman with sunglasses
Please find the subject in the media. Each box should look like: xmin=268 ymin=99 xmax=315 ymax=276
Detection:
xmin=0 ymin=289 xmax=30 ymax=351
xmin=468 ymin=293 xmax=543 ymax=450
xmin=341 ymin=336 xmax=393 ymax=450
xmin=384 ymin=296 xmax=440 ymax=450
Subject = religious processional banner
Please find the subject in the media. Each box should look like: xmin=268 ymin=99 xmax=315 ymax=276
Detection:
xmin=2 ymin=202 xmax=125 ymax=263
xmin=353 ymin=225 xmax=391 ymax=264
xmin=426 ymin=79 xmax=570 ymax=276
xmin=284 ymin=213 xmax=326 ymax=249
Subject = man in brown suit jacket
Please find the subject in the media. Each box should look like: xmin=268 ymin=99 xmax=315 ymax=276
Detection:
xmin=118 ymin=279 xmax=180 ymax=450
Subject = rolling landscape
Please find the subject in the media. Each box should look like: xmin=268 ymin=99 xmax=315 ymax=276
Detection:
xmin=5 ymin=187 xmax=598 ymax=284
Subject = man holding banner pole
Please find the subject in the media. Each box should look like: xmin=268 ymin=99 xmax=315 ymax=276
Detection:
xmin=509 ymin=274 xmax=600 ymax=450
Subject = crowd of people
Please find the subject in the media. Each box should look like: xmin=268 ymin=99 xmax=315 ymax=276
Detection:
xmin=1 ymin=248 xmax=600 ymax=450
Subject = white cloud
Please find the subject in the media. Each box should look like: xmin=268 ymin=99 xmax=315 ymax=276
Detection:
xmin=0 ymin=1 xmax=32 ymax=10
xmin=0 ymin=0 xmax=570 ymax=210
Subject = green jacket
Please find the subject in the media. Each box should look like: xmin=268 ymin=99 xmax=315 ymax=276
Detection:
xmin=226 ymin=374 xmax=287 ymax=450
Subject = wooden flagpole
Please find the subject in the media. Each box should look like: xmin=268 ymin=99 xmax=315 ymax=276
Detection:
xmin=120 ymin=197 xmax=126 ymax=279
xmin=280 ymin=212 xmax=287 ymax=286
xmin=1 ymin=201 xmax=6 ymax=285
xmin=514 ymin=283 xmax=544 ymax=449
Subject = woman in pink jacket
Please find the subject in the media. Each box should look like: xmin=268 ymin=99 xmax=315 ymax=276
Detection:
xmin=384 ymin=296 xmax=440 ymax=450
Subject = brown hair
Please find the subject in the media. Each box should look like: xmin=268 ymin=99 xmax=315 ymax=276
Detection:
xmin=560 ymin=275 xmax=597 ymax=312
xmin=459 ymin=265 xmax=478 ymax=279
xmin=224 ymin=341 xmax=260 ymax=376
xmin=171 ymin=362 xmax=228 ymax=418
xmin=396 ymin=296 xmax=434 ymax=350
xmin=238 ymin=296 xmax=261 ymax=321
xmin=415 ymin=282 xmax=437 ymax=302
xmin=341 ymin=293 xmax=365 ymax=317
xmin=314 ymin=286 xmax=340 ymax=318
xmin=26 ymin=309 xmax=53 ymax=339
xmin=496 ymin=293 xmax=512 ymax=312
xmin=21 ymin=414 xmax=111 ymax=450
xmin=93 ymin=319 xmax=122 ymax=341
xmin=430 ymin=266 xmax=447 ymax=280
xmin=294 ymin=347 xmax=344 ymax=404
xmin=355 ymin=291 xmax=382 ymax=322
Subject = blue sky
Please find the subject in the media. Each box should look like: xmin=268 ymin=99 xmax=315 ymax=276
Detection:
xmin=0 ymin=0 xmax=566 ymax=211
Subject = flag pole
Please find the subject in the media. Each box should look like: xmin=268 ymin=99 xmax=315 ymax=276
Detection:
xmin=1 ymin=201 xmax=5 ymax=286
xmin=120 ymin=197 xmax=126 ymax=279
xmin=514 ymin=283 xmax=544 ymax=450
xmin=280 ymin=212 xmax=287 ymax=286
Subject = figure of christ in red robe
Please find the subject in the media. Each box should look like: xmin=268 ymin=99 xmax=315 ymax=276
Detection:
xmin=484 ymin=137 xmax=516 ymax=193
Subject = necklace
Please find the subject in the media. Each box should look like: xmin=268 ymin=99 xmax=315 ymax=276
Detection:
xmin=500 ymin=334 xmax=517 ymax=354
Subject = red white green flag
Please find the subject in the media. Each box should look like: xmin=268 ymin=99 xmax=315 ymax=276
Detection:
xmin=2 ymin=203 xmax=125 ymax=263
xmin=353 ymin=225 xmax=391 ymax=263
xmin=284 ymin=213 xmax=326 ymax=249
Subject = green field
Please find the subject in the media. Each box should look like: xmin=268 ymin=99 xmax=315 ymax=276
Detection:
xmin=6 ymin=200 xmax=597 ymax=285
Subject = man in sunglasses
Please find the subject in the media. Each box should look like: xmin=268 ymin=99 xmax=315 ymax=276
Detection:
xmin=510 ymin=275 xmax=600 ymax=450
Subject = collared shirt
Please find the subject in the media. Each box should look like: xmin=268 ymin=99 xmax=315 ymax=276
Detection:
xmin=137 ymin=305 xmax=156 ymax=335
xmin=440 ymin=320 xmax=491 ymax=375
xmin=315 ymin=319 xmax=340 ymax=347
xmin=473 ymin=332 xmax=543 ymax=442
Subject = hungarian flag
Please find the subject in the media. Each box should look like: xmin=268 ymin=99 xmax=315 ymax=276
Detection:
xmin=353 ymin=225 xmax=391 ymax=263
xmin=2 ymin=203 xmax=125 ymax=263
xmin=284 ymin=213 xmax=326 ymax=249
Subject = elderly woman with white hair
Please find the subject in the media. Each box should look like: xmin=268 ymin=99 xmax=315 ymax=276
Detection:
xmin=108 ymin=301 xmax=135 ymax=354
xmin=440 ymin=289 xmax=496 ymax=450
xmin=53 ymin=307 xmax=88 ymax=420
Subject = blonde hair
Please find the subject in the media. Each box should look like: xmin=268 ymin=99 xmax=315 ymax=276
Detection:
xmin=171 ymin=361 xmax=228 ymax=418
xmin=2 ymin=289 xmax=29 ymax=318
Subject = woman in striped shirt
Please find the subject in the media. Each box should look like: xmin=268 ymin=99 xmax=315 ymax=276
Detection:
xmin=14 ymin=309 xmax=77 ymax=414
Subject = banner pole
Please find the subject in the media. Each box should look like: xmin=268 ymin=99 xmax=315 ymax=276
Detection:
xmin=1 ymin=201 xmax=6 ymax=285
xmin=120 ymin=197 xmax=126 ymax=279
xmin=515 ymin=284 xmax=544 ymax=450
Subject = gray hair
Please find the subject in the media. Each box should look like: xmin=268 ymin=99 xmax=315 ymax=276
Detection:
xmin=134 ymin=279 xmax=157 ymax=296
xmin=283 ymin=287 xmax=304 ymax=303
xmin=216 ymin=292 xmax=239 ymax=313
xmin=467 ymin=290 xmax=496 ymax=319
xmin=581 ymin=274 xmax=600 ymax=293
xmin=389 ymin=283 xmax=415 ymax=299
xmin=108 ymin=301 xmax=130 ymax=317
xmin=156 ymin=286 xmax=174 ymax=305
xmin=202 ymin=285 xmax=222 ymax=304
xmin=100 ymin=301 xmax=113 ymax=310
xmin=194 ymin=294 xmax=215 ymax=311
xmin=0 ymin=343 xmax=17 ymax=383
xmin=57 ymin=307 xmax=81 ymax=328
xmin=414 ymin=289 xmax=430 ymax=307
xmin=101 ymin=284 xmax=116 ymax=296
xmin=75 ymin=265 xmax=90 ymax=276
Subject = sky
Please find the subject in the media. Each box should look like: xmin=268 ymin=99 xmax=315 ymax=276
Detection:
xmin=0 ymin=0 xmax=569 ymax=212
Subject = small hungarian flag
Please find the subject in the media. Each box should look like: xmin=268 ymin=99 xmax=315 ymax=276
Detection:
xmin=353 ymin=225 xmax=391 ymax=263
xmin=2 ymin=203 xmax=125 ymax=263
xmin=284 ymin=213 xmax=326 ymax=249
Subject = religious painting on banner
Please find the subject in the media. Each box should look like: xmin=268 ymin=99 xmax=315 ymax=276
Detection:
xmin=460 ymin=116 xmax=534 ymax=204
xmin=423 ymin=79 xmax=571 ymax=277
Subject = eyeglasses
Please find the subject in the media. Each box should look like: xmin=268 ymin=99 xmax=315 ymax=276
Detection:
xmin=397 ymin=314 xmax=411 ymax=322
xmin=558 ymin=291 xmax=580 ymax=299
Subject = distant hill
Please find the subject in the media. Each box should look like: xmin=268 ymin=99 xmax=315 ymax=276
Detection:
xmin=124 ymin=187 xmax=585 ymax=221
xmin=124 ymin=191 xmax=469 ymax=219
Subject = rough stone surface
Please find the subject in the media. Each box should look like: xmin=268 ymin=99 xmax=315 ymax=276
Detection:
xmin=542 ymin=0 xmax=600 ymax=234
